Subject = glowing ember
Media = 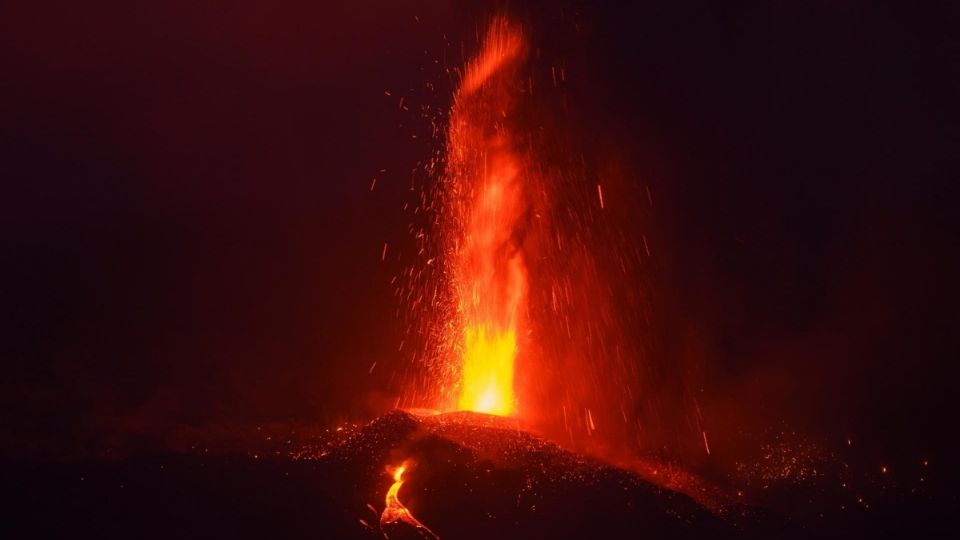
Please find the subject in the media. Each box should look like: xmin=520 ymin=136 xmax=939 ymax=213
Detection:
xmin=380 ymin=460 xmax=438 ymax=539
xmin=445 ymin=17 xmax=528 ymax=417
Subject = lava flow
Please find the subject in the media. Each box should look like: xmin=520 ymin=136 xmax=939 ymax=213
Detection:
xmin=380 ymin=460 xmax=439 ymax=540
xmin=445 ymin=17 xmax=527 ymax=417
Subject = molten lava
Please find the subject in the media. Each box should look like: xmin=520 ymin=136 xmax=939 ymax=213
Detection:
xmin=446 ymin=17 xmax=527 ymax=417
xmin=380 ymin=460 xmax=438 ymax=540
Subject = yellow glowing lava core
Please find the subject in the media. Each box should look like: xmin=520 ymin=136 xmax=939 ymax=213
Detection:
xmin=458 ymin=326 xmax=517 ymax=415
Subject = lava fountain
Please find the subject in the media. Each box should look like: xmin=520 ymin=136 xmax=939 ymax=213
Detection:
xmin=395 ymin=11 xmax=697 ymax=461
xmin=444 ymin=18 xmax=528 ymax=417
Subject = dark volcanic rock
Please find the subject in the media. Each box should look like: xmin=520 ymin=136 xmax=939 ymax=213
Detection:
xmin=332 ymin=410 xmax=735 ymax=539
xmin=3 ymin=411 xmax=747 ymax=539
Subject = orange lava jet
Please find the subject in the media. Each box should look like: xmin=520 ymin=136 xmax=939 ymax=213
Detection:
xmin=445 ymin=17 xmax=527 ymax=417
xmin=397 ymin=11 xmax=699 ymax=461
xmin=380 ymin=461 xmax=439 ymax=539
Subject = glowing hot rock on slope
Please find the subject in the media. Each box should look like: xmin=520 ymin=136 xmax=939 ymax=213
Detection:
xmin=380 ymin=461 xmax=439 ymax=540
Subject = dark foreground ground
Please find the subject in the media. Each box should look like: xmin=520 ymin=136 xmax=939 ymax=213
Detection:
xmin=1 ymin=411 xmax=951 ymax=539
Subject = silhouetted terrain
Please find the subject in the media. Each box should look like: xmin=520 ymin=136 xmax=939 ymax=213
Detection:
xmin=3 ymin=411 xmax=951 ymax=539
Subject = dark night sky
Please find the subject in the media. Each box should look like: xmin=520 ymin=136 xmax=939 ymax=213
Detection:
xmin=1 ymin=0 xmax=956 ymax=477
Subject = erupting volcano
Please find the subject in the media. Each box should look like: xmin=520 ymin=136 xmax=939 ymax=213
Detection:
xmin=369 ymin=14 xmax=720 ymax=539
xmin=2 ymin=2 xmax=946 ymax=539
